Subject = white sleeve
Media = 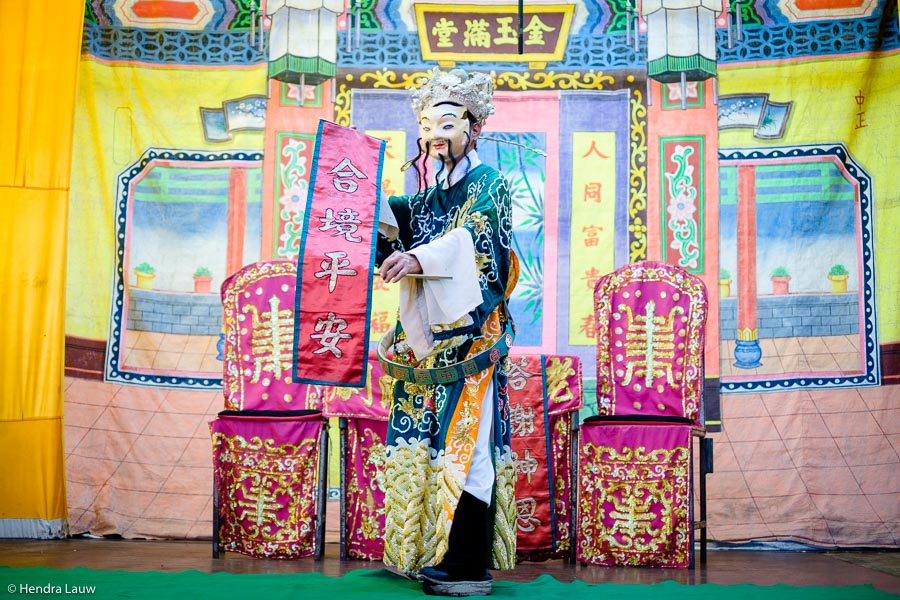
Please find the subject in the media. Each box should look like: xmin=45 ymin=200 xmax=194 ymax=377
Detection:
xmin=399 ymin=228 xmax=483 ymax=360
xmin=408 ymin=228 xmax=482 ymax=323
xmin=377 ymin=191 xmax=399 ymax=239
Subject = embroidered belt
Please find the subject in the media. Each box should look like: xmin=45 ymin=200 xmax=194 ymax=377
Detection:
xmin=377 ymin=323 xmax=515 ymax=385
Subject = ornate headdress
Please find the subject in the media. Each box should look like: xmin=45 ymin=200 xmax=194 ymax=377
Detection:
xmin=410 ymin=67 xmax=496 ymax=124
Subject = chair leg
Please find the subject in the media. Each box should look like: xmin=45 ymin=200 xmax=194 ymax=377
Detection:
xmin=339 ymin=417 xmax=348 ymax=561
xmin=699 ymin=436 xmax=713 ymax=564
xmin=315 ymin=420 xmax=329 ymax=561
xmin=689 ymin=438 xmax=696 ymax=570
xmin=568 ymin=418 xmax=580 ymax=564
xmin=212 ymin=477 xmax=220 ymax=559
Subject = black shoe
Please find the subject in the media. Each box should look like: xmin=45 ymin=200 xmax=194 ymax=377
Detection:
xmin=418 ymin=566 xmax=492 ymax=596
xmin=419 ymin=565 xmax=493 ymax=582
xmin=418 ymin=491 xmax=494 ymax=596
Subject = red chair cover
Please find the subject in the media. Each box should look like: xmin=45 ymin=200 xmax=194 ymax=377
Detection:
xmin=577 ymin=261 xmax=708 ymax=568
xmin=210 ymin=412 xmax=325 ymax=559
xmin=577 ymin=421 xmax=692 ymax=567
xmin=343 ymin=417 xmax=388 ymax=560
xmin=221 ymin=261 xmax=323 ymax=412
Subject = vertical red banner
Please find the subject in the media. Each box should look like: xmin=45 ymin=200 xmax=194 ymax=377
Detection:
xmin=293 ymin=120 xmax=385 ymax=387
xmin=508 ymin=354 xmax=555 ymax=552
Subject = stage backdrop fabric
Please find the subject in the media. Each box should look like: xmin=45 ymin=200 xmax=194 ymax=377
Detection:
xmin=58 ymin=0 xmax=900 ymax=549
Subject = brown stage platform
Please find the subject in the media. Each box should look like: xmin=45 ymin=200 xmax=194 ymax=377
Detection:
xmin=1 ymin=539 xmax=898 ymax=595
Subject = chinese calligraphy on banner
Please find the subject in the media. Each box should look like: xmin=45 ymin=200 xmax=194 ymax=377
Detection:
xmin=414 ymin=3 xmax=574 ymax=66
xmin=293 ymin=120 xmax=386 ymax=387
xmin=569 ymin=132 xmax=617 ymax=346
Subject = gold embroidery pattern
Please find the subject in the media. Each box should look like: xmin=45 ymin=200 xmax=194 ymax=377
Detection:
xmin=242 ymin=295 xmax=294 ymax=385
xmin=383 ymin=438 xmax=468 ymax=572
xmin=594 ymin=263 xmax=707 ymax=421
xmin=491 ymin=447 xmax=518 ymax=570
xmin=377 ymin=374 xmax=395 ymax=411
xmin=551 ymin=416 xmax=573 ymax=553
xmin=221 ymin=261 xmax=298 ymax=410
xmin=212 ymin=430 xmax=320 ymax=559
xmin=345 ymin=423 xmax=386 ymax=559
xmin=545 ymin=356 xmax=575 ymax=405
xmin=629 ymin=88 xmax=649 ymax=262
xmin=446 ymin=392 xmax=481 ymax=464
xmin=577 ymin=441 xmax=690 ymax=566
xmin=618 ymin=301 xmax=685 ymax=389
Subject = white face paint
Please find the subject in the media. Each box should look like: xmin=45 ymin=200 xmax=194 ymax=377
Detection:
xmin=418 ymin=103 xmax=480 ymax=165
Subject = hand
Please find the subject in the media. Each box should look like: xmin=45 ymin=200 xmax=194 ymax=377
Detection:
xmin=380 ymin=251 xmax=422 ymax=283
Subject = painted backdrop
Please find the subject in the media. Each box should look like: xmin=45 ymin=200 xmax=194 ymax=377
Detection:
xmin=59 ymin=0 xmax=899 ymax=546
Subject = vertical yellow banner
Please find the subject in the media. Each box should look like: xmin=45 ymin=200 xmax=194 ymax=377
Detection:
xmin=365 ymin=130 xmax=405 ymax=342
xmin=569 ymin=132 xmax=616 ymax=345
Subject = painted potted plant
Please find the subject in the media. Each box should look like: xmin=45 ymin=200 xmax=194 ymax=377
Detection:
xmin=827 ymin=264 xmax=849 ymax=293
xmin=193 ymin=267 xmax=213 ymax=293
xmin=719 ymin=267 xmax=732 ymax=298
xmin=770 ymin=266 xmax=791 ymax=295
xmin=134 ymin=262 xmax=155 ymax=290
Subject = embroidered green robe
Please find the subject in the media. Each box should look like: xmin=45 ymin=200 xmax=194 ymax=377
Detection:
xmin=378 ymin=163 xmax=518 ymax=573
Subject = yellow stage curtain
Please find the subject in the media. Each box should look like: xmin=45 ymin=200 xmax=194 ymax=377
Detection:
xmin=0 ymin=1 xmax=83 ymax=536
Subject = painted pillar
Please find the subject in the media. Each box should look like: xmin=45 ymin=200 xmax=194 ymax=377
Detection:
xmin=734 ymin=164 xmax=762 ymax=368
xmin=646 ymin=78 xmax=720 ymax=377
xmin=227 ymin=167 xmax=247 ymax=276
xmin=260 ymin=79 xmax=335 ymax=261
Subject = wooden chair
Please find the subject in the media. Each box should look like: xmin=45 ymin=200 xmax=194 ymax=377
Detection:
xmin=210 ymin=261 xmax=328 ymax=560
xmin=575 ymin=261 xmax=712 ymax=568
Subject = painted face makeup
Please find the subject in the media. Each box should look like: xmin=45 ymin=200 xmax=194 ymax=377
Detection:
xmin=418 ymin=103 xmax=473 ymax=165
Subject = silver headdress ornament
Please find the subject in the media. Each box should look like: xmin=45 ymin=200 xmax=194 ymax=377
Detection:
xmin=410 ymin=67 xmax=496 ymax=123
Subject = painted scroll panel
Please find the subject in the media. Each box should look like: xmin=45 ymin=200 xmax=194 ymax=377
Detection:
xmin=106 ymin=150 xmax=263 ymax=388
xmin=718 ymin=144 xmax=879 ymax=391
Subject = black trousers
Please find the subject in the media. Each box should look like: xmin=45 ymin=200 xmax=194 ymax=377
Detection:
xmin=436 ymin=491 xmax=492 ymax=580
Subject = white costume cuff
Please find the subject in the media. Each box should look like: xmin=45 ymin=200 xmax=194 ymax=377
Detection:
xmin=399 ymin=229 xmax=482 ymax=360
xmin=378 ymin=192 xmax=399 ymax=239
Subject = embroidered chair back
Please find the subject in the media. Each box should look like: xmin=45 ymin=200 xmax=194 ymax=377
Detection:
xmin=221 ymin=261 xmax=322 ymax=411
xmin=593 ymin=261 xmax=708 ymax=425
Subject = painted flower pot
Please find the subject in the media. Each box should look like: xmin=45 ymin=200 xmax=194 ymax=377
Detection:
xmin=135 ymin=271 xmax=155 ymax=290
xmin=771 ymin=276 xmax=790 ymax=295
xmin=828 ymin=274 xmax=849 ymax=293
xmin=719 ymin=279 xmax=731 ymax=298
xmin=193 ymin=275 xmax=213 ymax=294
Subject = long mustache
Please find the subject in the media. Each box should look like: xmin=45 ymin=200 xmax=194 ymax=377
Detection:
xmin=401 ymin=133 xmax=472 ymax=194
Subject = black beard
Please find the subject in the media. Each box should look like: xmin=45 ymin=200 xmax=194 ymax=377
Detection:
xmin=429 ymin=133 xmax=472 ymax=184
xmin=409 ymin=131 xmax=473 ymax=194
